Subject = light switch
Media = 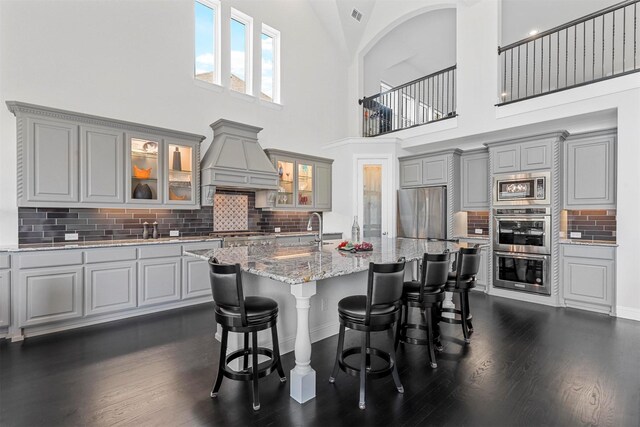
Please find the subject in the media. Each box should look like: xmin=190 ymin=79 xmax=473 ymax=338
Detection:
xmin=169 ymin=230 xmax=180 ymax=237
xmin=65 ymin=233 xmax=79 ymax=241
xmin=474 ymin=229 xmax=483 ymax=235
xmin=570 ymin=231 xmax=582 ymax=238
xmin=274 ymin=227 xmax=281 ymax=233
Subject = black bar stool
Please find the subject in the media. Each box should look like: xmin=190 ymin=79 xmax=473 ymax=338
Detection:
xmin=329 ymin=259 xmax=406 ymax=410
xmin=208 ymin=258 xmax=286 ymax=411
xmin=396 ymin=252 xmax=451 ymax=368
xmin=440 ymin=246 xmax=481 ymax=344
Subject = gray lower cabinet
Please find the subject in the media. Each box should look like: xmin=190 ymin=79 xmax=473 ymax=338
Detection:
xmin=24 ymin=116 xmax=79 ymax=204
xmin=19 ymin=266 xmax=84 ymax=327
xmin=138 ymin=258 xmax=181 ymax=306
xmin=460 ymin=150 xmax=489 ymax=210
xmin=182 ymin=257 xmax=212 ymax=300
xmin=80 ymin=125 xmax=124 ymax=203
xmin=476 ymin=247 xmax=488 ymax=288
xmin=562 ymin=244 xmax=615 ymax=314
xmin=84 ymin=262 xmax=137 ymax=316
xmin=564 ymin=130 xmax=616 ymax=209
xmin=0 ymin=270 xmax=10 ymax=328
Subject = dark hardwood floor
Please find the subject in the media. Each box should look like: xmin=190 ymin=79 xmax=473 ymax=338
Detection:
xmin=1 ymin=292 xmax=639 ymax=427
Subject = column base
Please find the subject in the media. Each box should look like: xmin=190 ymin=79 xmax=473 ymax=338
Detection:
xmin=290 ymin=366 xmax=316 ymax=404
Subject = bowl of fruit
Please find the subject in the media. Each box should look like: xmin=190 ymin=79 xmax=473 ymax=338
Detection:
xmin=337 ymin=241 xmax=373 ymax=253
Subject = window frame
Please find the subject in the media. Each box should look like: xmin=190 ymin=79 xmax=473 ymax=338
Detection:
xmin=194 ymin=0 xmax=221 ymax=86
xmin=229 ymin=7 xmax=253 ymax=95
xmin=260 ymin=23 xmax=281 ymax=104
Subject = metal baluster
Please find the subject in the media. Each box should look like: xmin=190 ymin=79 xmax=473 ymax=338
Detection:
xmin=635 ymin=2 xmax=637 ymax=69
xmin=613 ymin=8 xmax=616 ymax=75
xmin=533 ymin=39 xmax=536 ymax=94
xmin=566 ymin=28 xmax=569 ymax=87
xmin=602 ymin=14 xmax=605 ymax=77
xmin=526 ymin=42 xmax=529 ymax=96
xmin=502 ymin=52 xmax=507 ymax=98
xmin=548 ymin=35 xmax=551 ymax=92
xmin=541 ymin=36 xmax=544 ymax=93
xmin=593 ymin=18 xmax=596 ymax=79
xmin=557 ymin=32 xmax=560 ymax=89
xmin=518 ymin=46 xmax=521 ymax=99
xmin=574 ymin=25 xmax=577 ymax=85
xmin=511 ymin=49 xmax=514 ymax=101
xmin=621 ymin=5 xmax=628 ymax=73
xmin=583 ymin=21 xmax=586 ymax=82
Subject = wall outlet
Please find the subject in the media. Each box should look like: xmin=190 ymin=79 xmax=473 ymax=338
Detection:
xmin=307 ymin=226 xmax=313 ymax=231
xmin=570 ymin=231 xmax=582 ymax=238
xmin=65 ymin=233 xmax=79 ymax=241
xmin=474 ymin=229 xmax=483 ymax=235
xmin=169 ymin=230 xmax=180 ymax=237
xmin=274 ymin=227 xmax=281 ymax=233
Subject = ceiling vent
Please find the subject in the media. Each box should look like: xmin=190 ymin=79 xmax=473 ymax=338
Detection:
xmin=351 ymin=8 xmax=363 ymax=22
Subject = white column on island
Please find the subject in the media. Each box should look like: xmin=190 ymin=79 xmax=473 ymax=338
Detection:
xmin=289 ymin=281 xmax=317 ymax=404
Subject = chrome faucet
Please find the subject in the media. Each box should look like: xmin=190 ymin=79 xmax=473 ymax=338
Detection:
xmin=307 ymin=212 xmax=323 ymax=246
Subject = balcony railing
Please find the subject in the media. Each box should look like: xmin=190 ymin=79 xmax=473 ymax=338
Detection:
xmin=498 ymin=0 xmax=640 ymax=105
xmin=359 ymin=65 xmax=457 ymax=137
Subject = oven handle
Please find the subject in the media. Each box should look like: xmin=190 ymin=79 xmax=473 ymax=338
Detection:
xmin=494 ymin=251 xmax=549 ymax=260
xmin=494 ymin=216 xmax=550 ymax=221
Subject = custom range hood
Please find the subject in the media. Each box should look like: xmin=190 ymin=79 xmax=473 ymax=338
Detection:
xmin=200 ymin=119 xmax=278 ymax=204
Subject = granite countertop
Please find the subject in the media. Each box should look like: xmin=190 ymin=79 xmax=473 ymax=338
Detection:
xmin=558 ymin=239 xmax=618 ymax=247
xmin=185 ymin=237 xmax=479 ymax=285
xmin=0 ymin=236 xmax=224 ymax=252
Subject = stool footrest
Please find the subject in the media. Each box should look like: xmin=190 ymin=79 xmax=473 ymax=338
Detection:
xmin=223 ymin=347 xmax=278 ymax=381
xmin=399 ymin=323 xmax=433 ymax=346
xmin=338 ymin=346 xmax=394 ymax=380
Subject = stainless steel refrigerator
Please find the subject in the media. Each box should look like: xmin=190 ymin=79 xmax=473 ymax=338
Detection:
xmin=397 ymin=187 xmax=447 ymax=239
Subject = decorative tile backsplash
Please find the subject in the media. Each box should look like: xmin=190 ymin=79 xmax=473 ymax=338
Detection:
xmin=213 ymin=194 xmax=249 ymax=231
xmin=18 ymin=190 xmax=320 ymax=244
xmin=466 ymin=211 xmax=489 ymax=236
xmin=565 ymin=209 xmax=616 ymax=242
xmin=18 ymin=207 xmax=213 ymax=244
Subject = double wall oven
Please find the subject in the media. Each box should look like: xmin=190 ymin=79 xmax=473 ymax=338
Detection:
xmin=492 ymin=172 xmax=552 ymax=296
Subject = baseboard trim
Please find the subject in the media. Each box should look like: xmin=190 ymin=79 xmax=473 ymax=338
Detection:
xmin=615 ymin=306 xmax=640 ymax=322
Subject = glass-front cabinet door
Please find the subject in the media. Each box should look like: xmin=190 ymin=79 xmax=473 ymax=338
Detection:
xmin=297 ymin=162 xmax=313 ymax=207
xmin=275 ymin=158 xmax=295 ymax=207
xmin=129 ymin=136 xmax=161 ymax=203
xmin=166 ymin=142 xmax=194 ymax=204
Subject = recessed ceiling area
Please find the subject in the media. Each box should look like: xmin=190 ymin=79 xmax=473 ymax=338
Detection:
xmin=362 ymin=8 xmax=456 ymax=95
xmin=501 ymin=0 xmax=620 ymax=45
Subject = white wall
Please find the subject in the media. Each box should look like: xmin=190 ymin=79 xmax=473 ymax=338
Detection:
xmin=363 ymin=7 xmax=456 ymax=94
xmin=0 ymin=0 xmax=349 ymax=246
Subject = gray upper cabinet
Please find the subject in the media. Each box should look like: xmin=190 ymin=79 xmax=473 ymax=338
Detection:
xmin=564 ymin=130 xmax=616 ymax=209
xmin=461 ymin=150 xmax=489 ymax=210
xmin=24 ymin=116 xmax=79 ymax=204
xmin=257 ymin=149 xmax=333 ymax=211
xmin=520 ymin=140 xmax=552 ymax=171
xmin=422 ymin=155 xmax=448 ymax=185
xmin=492 ymin=145 xmax=520 ymax=173
xmin=399 ymin=159 xmax=422 ymax=187
xmin=314 ymin=161 xmax=332 ymax=210
xmin=80 ymin=125 xmax=124 ymax=203
xmin=490 ymin=136 xmax=556 ymax=174
xmin=7 ymin=101 xmax=204 ymax=209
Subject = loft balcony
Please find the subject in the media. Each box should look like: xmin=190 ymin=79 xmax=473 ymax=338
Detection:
xmin=498 ymin=0 xmax=640 ymax=105
xmin=359 ymin=65 xmax=457 ymax=137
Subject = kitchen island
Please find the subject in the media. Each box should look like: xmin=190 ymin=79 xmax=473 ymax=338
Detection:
xmin=185 ymin=237 xmax=473 ymax=404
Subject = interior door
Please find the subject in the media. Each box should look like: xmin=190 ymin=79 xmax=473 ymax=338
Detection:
xmin=357 ymin=158 xmax=392 ymax=238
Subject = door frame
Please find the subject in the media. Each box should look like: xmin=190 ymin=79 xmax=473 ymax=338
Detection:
xmin=353 ymin=154 xmax=394 ymax=238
